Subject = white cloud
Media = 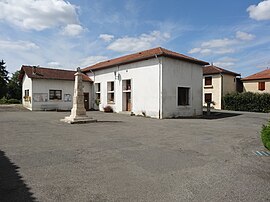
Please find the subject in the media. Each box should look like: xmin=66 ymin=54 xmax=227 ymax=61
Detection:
xmin=214 ymin=57 xmax=238 ymax=68
xmin=236 ymin=31 xmax=255 ymax=41
xmin=99 ymin=34 xmax=115 ymax=42
xmin=188 ymin=31 xmax=255 ymax=56
xmin=188 ymin=48 xmax=202 ymax=54
xmin=0 ymin=40 xmax=39 ymax=50
xmin=247 ymin=0 xmax=270 ymax=20
xmin=62 ymin=24 xmax=84 ymax=36
xmin=0 ymin=0 xmax=80 ymax=31
xmin=107 ymin=31 xmax=170 ymax=52
xmin=80 ymin=56 xmax=109 ymax=67
xmin=188 ymin=38 xmax=236 ymax=55
xmin=47 ymin=61 xmax=62 ymax=67
xmin=201 ymin=38 xmax=237 ymax=48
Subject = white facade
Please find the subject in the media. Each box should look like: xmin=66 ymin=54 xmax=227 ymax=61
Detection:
xmin=88 ymin=56 xmax=203 ymax=118
xmin=162 ymin=57 xmax=203 ymax=118
xmin=22 ymin=75 xmax=91 ymax=111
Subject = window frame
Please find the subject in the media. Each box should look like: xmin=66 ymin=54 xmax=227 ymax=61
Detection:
xmin=258 ymin=81 xmax=265 ymax=91
xmin=204 ymin=76 xmax=212 ymax=86
xmin=49 ymin=90 xmax=62 ymax=100
xmin=204 ymin=93 xmax=212 ymax=103
xmin=177 ymin=87 xmax=190 ymax=106
xmin=107 ymin=81 xmax=115 ymax=104
xmin=25 ymin=89 xmax=29 ymax=97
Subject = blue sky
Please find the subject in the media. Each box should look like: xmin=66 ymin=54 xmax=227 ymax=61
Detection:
xmin=0 ymin=0 xmax=270 ymax=77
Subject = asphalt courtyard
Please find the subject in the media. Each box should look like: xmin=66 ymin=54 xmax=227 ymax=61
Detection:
xmin=1 ymin=106 xmax=270 ymax=202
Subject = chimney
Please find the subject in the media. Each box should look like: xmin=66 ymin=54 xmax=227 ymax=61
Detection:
xmin=32 ymin=66 xmax=37 ymax=75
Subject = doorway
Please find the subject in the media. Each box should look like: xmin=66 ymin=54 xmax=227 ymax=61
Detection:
xmin=126 ymin=92 xmax=131 ymax=111
xmin=84 ymin=93 xmax=89 ymax=111
xmin=122 ymin=79 xmax=132 ymax=112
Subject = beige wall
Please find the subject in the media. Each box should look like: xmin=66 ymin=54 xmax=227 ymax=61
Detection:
xmin=223 ymin=74 xmax=237 ymax=95
xmin=203 ymin=75 xmax=222 ymax=109
xmin=243 ymin=80 xmax=270 ymax=93
xmin=203 ymin=74 xmax=237 ymax=109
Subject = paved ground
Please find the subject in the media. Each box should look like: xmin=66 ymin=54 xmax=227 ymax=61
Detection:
xmin=1 ymin=106 xmax=270 ymax=201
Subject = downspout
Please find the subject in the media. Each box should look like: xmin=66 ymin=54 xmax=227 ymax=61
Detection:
xmin=155 ymin=54 xmax=162 ymax=119
xmin=88 ymin=69 xmax=95 ymax=82
xmin=88 ymin=69 xmax=95 ymax=109
xmin=220 ymin=73 xmax=224 ymax=109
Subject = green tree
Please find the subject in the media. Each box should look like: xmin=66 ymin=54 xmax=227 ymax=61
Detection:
xmin=7 ymin=70 xmax=22 ymax=100
xmin=0 ymin=60 xmax=9 ymax=98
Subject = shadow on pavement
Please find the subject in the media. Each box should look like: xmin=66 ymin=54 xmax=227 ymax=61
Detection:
xmin=202 ymin=111 xmax=242 ymax=120
xmin=174 ymin=111 xmax=242 ymax=120
xmin=0 ymin=150 xmax=36 ymax=202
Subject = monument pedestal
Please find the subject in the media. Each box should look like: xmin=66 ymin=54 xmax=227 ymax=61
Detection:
xmin=61 ymin=68 xmax=96 ymax=124
xmin=61 ymin=115 xmax=97 ymax=124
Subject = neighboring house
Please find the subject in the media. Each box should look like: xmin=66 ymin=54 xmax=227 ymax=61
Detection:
xmin=82 ymin=47 xmax=208 ymax=119
xmin=19 ymin=66 xmax=92 ymax=111
xmin=203 ymin=65 xmax=241 ymax=109
xmin=242 ymin=69 xmax=270 ymax=93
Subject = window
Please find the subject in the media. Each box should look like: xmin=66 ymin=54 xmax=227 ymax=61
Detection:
xmin=95 ymin=83 xmax=101 ymax=104
xmin=95 ymin=83 xmax=101 ymax=93
xmin=177 ymin=87 xmax=189 ymax=106
xmin=123 ymin=79 xmax=131 ymax=91
xmin=205 ymin=76 xmax=212 ymax=86
xmin=24 ymin=89 xmax=30 ymax=101
xmin=107 ymin=81 xmax=115 ymax=103
xmin=49 ymin=90 xmax=62 ymax=100
xmin=258 ymin=82 xmax=265 ymax=91
xmin=204 ymin=93 xmax=212 ymax=103
xmin=25 ymin=89 xmax=29 ymax=97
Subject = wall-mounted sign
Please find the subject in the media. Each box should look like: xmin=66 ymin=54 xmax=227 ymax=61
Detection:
xmin=64 ymin=94 xmax=72 ymax=102
xmin=33 ymin=93 xmax=48 ymax=102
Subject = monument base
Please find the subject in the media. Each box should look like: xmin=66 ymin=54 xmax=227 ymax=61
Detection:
xmin=60 ymin=115 xmax=97 ymax=124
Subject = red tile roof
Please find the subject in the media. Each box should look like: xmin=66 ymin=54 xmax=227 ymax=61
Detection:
xmin=19 ymin=66 xmax=92 ymax=82
xmin=82 ymin=47 xmax=209 ymax=72
xmin=242 ymin=69 xmax=270 ymax=81
xmin=203 ymin=65 xmax=240 ymax=76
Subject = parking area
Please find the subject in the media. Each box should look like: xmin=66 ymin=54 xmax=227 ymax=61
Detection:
xmin=1 ymin=106 xmax=270 ymax=201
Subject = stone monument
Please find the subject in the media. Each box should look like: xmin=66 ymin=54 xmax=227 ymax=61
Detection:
xmin=61 ymin=67 xmax=96 ymax=124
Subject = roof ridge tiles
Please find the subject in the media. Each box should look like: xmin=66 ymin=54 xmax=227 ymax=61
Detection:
xmin=82 ymin=47 xmax=209 ymax=72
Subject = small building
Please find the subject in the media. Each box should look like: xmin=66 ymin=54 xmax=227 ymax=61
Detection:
xmin=203 ymin=65 xmax=241 ymax=109
xmin=82 ymin=47 xmax=208 ymax=118
xmin=242 ymin=69 xmax=270 ymax=93
xmin=19 ymin=66 xmax=92 ymax=111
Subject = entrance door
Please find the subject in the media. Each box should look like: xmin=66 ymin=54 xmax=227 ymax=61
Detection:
xmin=126 ymin=92 xmax=131 ymax=111
xmin=84 ymin=93 xmax=89 ymax=111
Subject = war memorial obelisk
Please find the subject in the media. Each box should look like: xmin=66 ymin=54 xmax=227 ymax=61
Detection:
xmin=61 ymin=67 xmax=96 ymax=124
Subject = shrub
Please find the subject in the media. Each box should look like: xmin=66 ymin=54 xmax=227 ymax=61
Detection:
xmin=103 ymin=105 xmax=113 ymax=113
xmin=8 ymin=99 xmax=21 ymax=104
xmin=261 ymin=122 xmax=270 ymax=151
xmin=0 ymin=97 xmax=8 ymax=104
xmin=223 ymin=92 xmax=270 ymax=112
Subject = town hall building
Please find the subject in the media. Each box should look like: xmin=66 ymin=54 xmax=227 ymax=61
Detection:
xmin=19 ymin=47 xmax=209 ymax=119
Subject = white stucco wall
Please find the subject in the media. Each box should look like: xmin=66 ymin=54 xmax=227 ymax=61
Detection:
xmin=88 ymin=58 xmax=160 ymax=118
xmin=22 ymin=74 xmax=32 ymax=110
xmin=243 ymin=80 xmax=270 ymax=93
xmin=162 ymin=57 xmax=203 ymax=118
xmin=31 ymin=79 xmax=91 ymax=111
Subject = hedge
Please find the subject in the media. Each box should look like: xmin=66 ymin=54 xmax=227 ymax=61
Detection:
xmin=0 ymin=97 xmax=21 ymax=104
xmin=223 ymin=92 xmax=270 ymax=113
